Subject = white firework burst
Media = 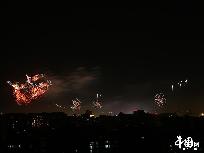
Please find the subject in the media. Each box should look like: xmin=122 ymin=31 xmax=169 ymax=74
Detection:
xmin=154 ymin=93 xmax=166 ymax=108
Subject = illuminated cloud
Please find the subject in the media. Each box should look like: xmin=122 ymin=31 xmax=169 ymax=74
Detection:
xmin=47 ymin=67 xmax=100 ymax=97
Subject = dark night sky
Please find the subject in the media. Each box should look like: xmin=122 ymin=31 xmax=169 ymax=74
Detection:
xmin=2 ymin=2 xmax=204 ymax=115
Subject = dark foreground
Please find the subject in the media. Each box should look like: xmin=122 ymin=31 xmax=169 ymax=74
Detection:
xmin=0 ymin=111 xmax=204 ymax=153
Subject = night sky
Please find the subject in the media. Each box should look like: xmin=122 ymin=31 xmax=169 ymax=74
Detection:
xmin=2 ymin=2 xmax=204 ymax=115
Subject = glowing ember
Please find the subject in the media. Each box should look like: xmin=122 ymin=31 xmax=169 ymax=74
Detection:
xmin=7 ymin=74 xmax=52 ymax=105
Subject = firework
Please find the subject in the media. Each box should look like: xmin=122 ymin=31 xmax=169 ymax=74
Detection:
xmin=154 ymin=93 xmax=166 ymax=108
xmin=179 ymin=79 xmax=188 ymax=87
xmin=93 ymin=101 xmax=102 ymax=109
xmin=7 ymin=74 xmax=52 ymax=105
xmin=71 ymin=98 xmax=81 ymax=111
xmin=171 ymin=79 xmax=188 ymax=91
xmin=93 ymin=93 xmax=102 ymax=109
xmin=55 ymin=104 xmax=68 ymax=110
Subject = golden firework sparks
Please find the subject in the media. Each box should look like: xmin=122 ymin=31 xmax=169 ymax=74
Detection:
xmin=7 ymin=74 xmax=52 ymax=105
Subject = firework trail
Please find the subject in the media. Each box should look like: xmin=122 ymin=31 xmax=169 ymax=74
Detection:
xmin=154 ymin=93 xmax=166 ymax=108
xmin=171 ymin=79 xmax=188 ymax=91
xmin=7 ymin=74 xmax=52 ymax=105
xmin=92 ymin=93 xmax=102 ymax=109
xmin=171 ymin=84 xmax=174 ymax=91
xmin=71 ymin=98 xmax=81 ymax=111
